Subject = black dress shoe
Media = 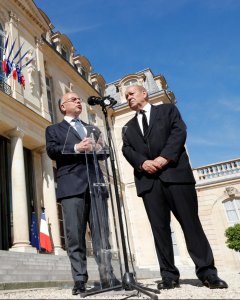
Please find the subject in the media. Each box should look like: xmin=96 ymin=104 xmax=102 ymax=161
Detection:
xmin=72 ymin=281 xmax=86 ymax=295
xmin=203 ymin=274 xmax=228 ymax=289
xmin=157 ymin=277 xmax=180 ymax=290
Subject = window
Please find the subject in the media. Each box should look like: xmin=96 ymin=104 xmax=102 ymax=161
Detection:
xmin=98 ymin=85 xmax=104 ymax=96
xmin=46 ymin=76 xmax=54 ymax=122
xmin=224 ymin=199 xmax=240 ymax=224
xmin=93 ymin=82 xmax=104 ymax=96
xmin=81 ymin=66 xmax=88 ymax=80
xmin=124 ymin=79 xmax=138 ymax=87
xmin=61 ymin=45 xmax=69 ymax=61
xmin=0 ymin=23 xmax=5 ymax=82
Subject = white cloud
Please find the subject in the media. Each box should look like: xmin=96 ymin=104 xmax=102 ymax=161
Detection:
xmin=218 ymin=98 xmax=240 ymax=112
xmin=188 ymin=136 xmax=221 ymax=146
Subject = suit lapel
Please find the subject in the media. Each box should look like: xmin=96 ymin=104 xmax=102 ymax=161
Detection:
xmin=133 ymin=114 xmax=143 ymax=137
xmin=83 ymin=121 xmax=94 ymax=138
xmin=59 ymin=119 xmax=80 ymax=140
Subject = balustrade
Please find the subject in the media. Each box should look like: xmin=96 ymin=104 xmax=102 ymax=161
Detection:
xmin=194 ymin=159 xmax=240 ymax=181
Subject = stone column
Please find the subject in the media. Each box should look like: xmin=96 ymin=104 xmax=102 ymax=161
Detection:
xmin=8 ymin=128 xmax=36 ymax=253
xmin=41 ymin=149 xmax=65 ymax=255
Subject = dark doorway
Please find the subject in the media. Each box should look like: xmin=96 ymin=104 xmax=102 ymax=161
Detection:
xmin=0 ymin=136 xmax=12 ymax=250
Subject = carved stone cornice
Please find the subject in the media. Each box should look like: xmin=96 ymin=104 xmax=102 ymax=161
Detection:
xmin=9 ymin=10 xmax=20 ymax=25
xmin=35 ymin=36 xmax=44 ymax=49
xmin=34 ymin=145 xmax=46 ymax=154
xmin=225 ymin=187 xmax=239 ymax=198
xmin=0 ymin=8 xmax=9 ymax=24
xmin=12 ymin=0 xmax=50 ymax=32
xmin=7 ymin=127 xmax=24 ymax=139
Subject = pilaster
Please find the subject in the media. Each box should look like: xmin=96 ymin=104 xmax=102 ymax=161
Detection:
xmin=8 ymin=127 xmax=36 ymax=253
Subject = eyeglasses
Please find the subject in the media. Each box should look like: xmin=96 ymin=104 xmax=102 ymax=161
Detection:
xmin=62 ymin=97 xmax=83 ymax=104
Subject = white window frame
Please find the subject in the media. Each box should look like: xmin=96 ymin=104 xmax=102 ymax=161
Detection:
xmin=224 ymin=198 xmax=240 ymax=224
xmin=123 ymin=79 xmax=138 ymax=87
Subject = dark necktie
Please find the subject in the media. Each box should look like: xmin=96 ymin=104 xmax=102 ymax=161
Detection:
xmin=72 ymin=119 xmax=86 ymax=139
xmin=139 ymin=110 xmax=148 ymax=136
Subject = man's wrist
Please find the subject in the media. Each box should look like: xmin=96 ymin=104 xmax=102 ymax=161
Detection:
xmin=74 ymin=144 xmax=80 ymax=153
xmin=138 ymin=161 xmax=145 ymax=172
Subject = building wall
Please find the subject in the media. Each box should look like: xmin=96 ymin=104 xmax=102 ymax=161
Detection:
xmin=0 ymin=0 xmax=109 ymax=255
xmin=193 ymin=161 xmax=240 ymax=271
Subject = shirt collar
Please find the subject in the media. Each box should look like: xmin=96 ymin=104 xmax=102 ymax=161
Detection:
xmin=64 ymin=116 xmax=80 ymax=123
xmin=138 ymin=103 xmax=151 ymax=115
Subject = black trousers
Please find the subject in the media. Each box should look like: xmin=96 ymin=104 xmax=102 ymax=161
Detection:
xmin=142 ymin=179 xmax=217 ymax=281
xmin=61 ymin=189 xmax=114 ymax=283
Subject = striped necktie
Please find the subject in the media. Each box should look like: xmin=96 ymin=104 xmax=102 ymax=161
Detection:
xmin=72 ymin=119 xmax=86 ymax=139
xmin=139 ymin=110 xmax=148 ymax=136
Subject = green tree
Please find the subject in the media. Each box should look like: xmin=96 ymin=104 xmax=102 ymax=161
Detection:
xmin=225 ymin=223 xmax=240 ymax=252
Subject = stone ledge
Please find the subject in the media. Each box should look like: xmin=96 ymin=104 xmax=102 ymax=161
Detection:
xmin=0 ymin=280 xmax=73 ymax=291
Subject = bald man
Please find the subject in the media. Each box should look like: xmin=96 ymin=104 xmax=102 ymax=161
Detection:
xmin=46 ymin=92 xmax=118 ymax=295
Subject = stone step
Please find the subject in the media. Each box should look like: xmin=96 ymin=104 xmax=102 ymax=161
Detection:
xmin=0 ymin=250 xmax=194 ymax=289
xmin=0 ymin=250 xmax=122 ymax=284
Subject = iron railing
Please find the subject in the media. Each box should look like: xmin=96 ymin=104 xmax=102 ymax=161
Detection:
xmin=0 ymin=79 xmax=12 ymax=96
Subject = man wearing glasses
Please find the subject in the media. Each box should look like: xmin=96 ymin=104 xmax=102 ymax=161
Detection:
xmin=45 ymin=92 xmax=119 ymax=295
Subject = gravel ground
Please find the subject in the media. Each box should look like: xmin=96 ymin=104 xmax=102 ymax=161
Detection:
xmin=0 ymin=271 xmax=239 ymax=299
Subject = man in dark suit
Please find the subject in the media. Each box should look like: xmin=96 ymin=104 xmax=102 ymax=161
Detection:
xmin=122 ymin=85 xmax=228 ymax=290
xmin=46 ymin=92 xmax=118 ymax=295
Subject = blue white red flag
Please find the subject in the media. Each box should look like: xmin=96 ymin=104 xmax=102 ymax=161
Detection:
xmin=2 ymin=36 xmax=8 ymax=74
xmin=4 ymin=38 xmax=16 ymax=77
xmin=40 ymin=209 xmax=53 ymax=253
xmin=1 ymin=35 xmax=31 ymax=88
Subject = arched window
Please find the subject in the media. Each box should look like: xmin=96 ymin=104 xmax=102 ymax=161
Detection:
xmin=224 ymin=198 xmax=240 ymax=224
xmin=123 ymin=79 xmax=138 ymax=87
xmin=0 ymin=23 xmax=5 ymax=82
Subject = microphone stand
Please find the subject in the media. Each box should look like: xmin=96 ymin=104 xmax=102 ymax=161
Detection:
xmin=81 ymin=102 xmax=159 ymax=300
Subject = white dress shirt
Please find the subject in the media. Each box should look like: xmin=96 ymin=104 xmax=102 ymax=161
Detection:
xmin=137 ymin=103 xmax=151 ymax=135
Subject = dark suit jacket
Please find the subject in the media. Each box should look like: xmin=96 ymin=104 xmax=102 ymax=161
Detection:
xmin=122 ymin=104 xmax=195 ymax=197
xmin=46 ymin=119 xmax=108 ymax=201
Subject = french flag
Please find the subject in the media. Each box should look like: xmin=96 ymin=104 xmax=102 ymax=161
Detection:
xmin=2 ymin=36 xmax=8 ymax=74
xmin=12 ymin=63 xmax=17 ymax=80
xmin=2 ymin=54 xmax=7 ymax=73
xmin=40 ymin=209 xmax=53 ymax=253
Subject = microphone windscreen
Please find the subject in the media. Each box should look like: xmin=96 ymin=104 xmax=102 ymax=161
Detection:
xmin=87 ymin=96 xmax=97 ymax=105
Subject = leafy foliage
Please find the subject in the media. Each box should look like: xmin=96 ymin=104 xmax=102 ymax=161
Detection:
xmin=225 ymin=223 xmax=240 ymax=252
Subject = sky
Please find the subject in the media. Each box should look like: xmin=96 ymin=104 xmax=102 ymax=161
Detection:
xmin=34 ymin=0 xmax=240 ymax=168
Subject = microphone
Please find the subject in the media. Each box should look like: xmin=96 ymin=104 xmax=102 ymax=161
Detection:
xmin=87 ymin=96 xmax=102 ymax=106
xmin=87 ymin=95 xmax=117 ymax=107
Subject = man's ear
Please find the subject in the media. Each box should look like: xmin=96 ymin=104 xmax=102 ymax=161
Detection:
xmin=143 ymin=90 xmax=147 ymax=100
xmin=58 ymin=99 xmax=65 ymax=114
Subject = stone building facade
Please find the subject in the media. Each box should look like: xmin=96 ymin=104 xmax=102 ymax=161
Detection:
xmin=0 ymin=0 xmax=108 ymax=255
xmin=0 ymin=0 xmax=239 ymax=277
